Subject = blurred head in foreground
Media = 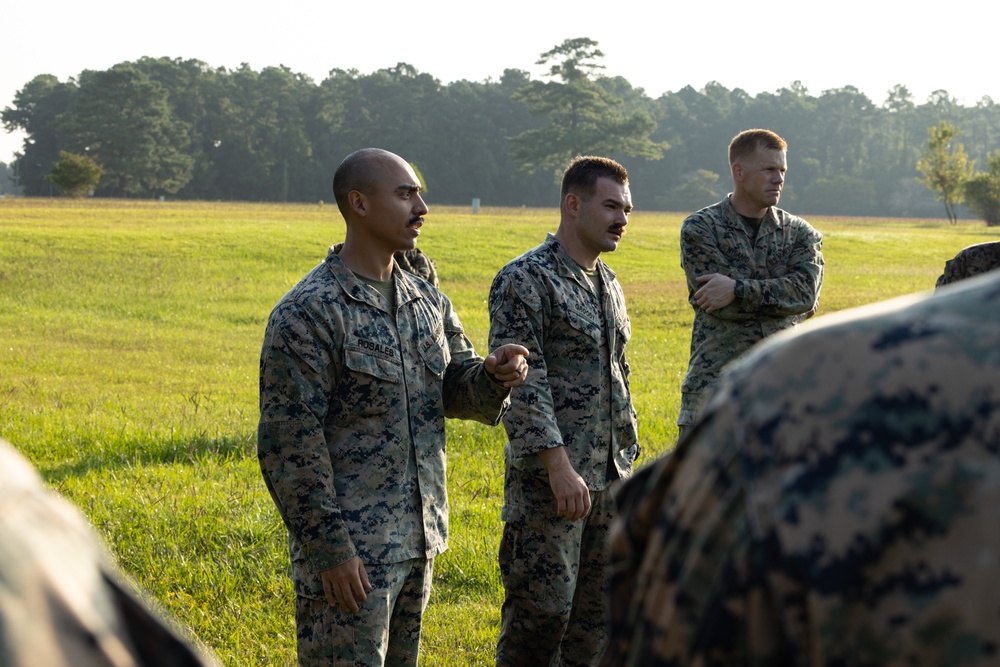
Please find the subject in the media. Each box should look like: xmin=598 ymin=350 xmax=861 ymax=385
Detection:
xmin=603 ymin=272 xmax=1000 ymax=666
xmin=0 ymin=438 xmax=218 ymax=667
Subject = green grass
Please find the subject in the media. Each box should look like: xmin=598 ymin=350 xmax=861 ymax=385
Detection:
xmin=0 ymin=198 xmax=996 ymax=665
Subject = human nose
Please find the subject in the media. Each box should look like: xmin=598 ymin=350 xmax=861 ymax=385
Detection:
xmin=414 ymin=193 xmax=428 ymax=215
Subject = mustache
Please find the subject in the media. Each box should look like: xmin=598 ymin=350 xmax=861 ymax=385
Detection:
xmin=408 ymin=216 xmax=424 ymax=225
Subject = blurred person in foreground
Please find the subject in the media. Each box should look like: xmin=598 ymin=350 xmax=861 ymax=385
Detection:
xmin=602 ymin=271 xmax=1000 ymax=666
xmin=677 ymin=128 xmax=824 ymax=442
xmin=257 ymin=148 xmax=529 ymax=666
xmin=489 ymin=155 xmax=640 ymax=666
xmin=0 ymin=437 xmax=218 ymax=667
xmin=935 ymin=240 xmax=1000 ymax=288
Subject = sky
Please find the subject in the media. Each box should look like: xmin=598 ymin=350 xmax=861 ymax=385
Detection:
xmin=3 ymin=0 xmax=997 ymax=166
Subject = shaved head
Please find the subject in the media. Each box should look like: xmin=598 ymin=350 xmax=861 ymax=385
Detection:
xmin=332 ymin=148 xmax=400 ymax=219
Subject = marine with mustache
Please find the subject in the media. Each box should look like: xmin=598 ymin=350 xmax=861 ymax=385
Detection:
xmin=488 ymin=155 xmax=640 ymax=666
xmin=676 ymin=128 xmax=825 ymax=443
xmin=257 ymin=148 xmax=530 ymax=667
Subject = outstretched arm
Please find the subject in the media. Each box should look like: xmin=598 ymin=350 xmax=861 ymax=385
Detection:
xmin=485 ymin=344 xmax=530 ymax=387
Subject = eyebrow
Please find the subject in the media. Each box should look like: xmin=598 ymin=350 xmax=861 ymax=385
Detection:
xmin=604 ymin=197 xmax=633 ymax=210
xmin=395 ymin=183 xmax=421 ymax=194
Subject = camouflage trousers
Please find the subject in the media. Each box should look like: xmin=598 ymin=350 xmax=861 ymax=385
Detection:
xmin=295 ymin=557 xmax=433 ymax=667
xmin=496 ymin=474 xmax=616 ymax=667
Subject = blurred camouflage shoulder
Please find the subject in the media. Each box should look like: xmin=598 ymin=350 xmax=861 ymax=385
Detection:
xmin=0 ymin=439 xmax=219 ymax=667
xmin=936 ymin=240 xmax=1000 ymax=288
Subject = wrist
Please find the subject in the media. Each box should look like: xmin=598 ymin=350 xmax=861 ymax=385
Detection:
xmin=537 ymin=445 xmax=570 ymax=472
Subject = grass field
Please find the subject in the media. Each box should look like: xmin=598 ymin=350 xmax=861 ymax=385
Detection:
xmin=0 ymin=198 xmax=996 ymax=665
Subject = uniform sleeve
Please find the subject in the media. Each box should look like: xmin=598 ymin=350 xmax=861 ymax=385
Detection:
xmin=438 ymin=292 xmax=511 ymax=424
xmin=680 ymin=215 xmax=765 ymax=323
xmin=681 ymin=214 xmax=824 ymax=321
xmin=488 ymin=267 xmax=565 ymax=458
xmin=733 ymin=223 xmax=824 ymax=319
xmin=256 ymin=303 xmax=357 ymax=572
xmin=602 ymin=393 xmax=786 ymax=666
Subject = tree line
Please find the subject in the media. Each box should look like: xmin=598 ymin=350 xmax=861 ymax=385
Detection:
xmin=3 ymin=38 xmax=1000 ymax=220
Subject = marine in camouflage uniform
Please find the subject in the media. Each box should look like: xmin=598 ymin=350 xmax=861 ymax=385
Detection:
xmin=489 ymin=157 xmax=639 ymax=667
xmin=603 ymin=271 xmax=1000 ymax=667
xmin=258 ymin=148 xmax=528 ymax=666
xmin=0 ymin=438 xmax=218 ymax=667
xmin=678 ymin=129 xmax=823 ymax=439
xmin=935 ymin=240 xmax=1000 ymax=288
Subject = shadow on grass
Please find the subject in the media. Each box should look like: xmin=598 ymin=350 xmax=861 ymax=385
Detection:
xmin=40 ymin=432 xmax=256 ymax=483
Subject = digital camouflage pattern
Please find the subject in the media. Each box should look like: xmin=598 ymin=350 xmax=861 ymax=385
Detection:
xmin=935 ymin=240 xmax=1000 ymax=288
xmin=393 ymin=248 xmax=439 ymax=288
xmin=489 ymin=234 xmax=638 ymax=496
xmin=678 ymin=196 xmax=824 ymax=427
xmin=0 ymin=439 xmax=218 ymax=667
xmin=489 ymin=234 xmax=639 ymax=666
xmin=257 ymin=247 xmax=510 ymax=601
xmin=603 ymin=272 xmax=1000 ymax=667
xmin=495 ymin=475 xmax=618 ymax=666
xmin=332 ymin=243 xmax=439 ymax=288
xmin=295 ymin=558 xmax=431 ymax=665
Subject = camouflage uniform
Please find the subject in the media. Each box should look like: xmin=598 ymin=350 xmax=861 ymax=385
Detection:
xmin=603 ymin=272 xmax=1000 ymax=666
xmin=489 ymin=234 xmax=639 ymax=666
xmin=935 ymin=240 xmax=1000 ymax=288
xmin=257 ymin=247 xmax=510 ymax=665
xmin=332 ymin=243 xmax=440 ymax=288
xmin=393 ymin=248 xmax=439 ymax=288
xmin=0 ymin=438 xmax=218 ymax=667
xmin=678 ymin=196 xmax=824 ymax=431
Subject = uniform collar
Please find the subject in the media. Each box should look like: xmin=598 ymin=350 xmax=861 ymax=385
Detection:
xmin=722 ymin=195 xmax=781 ymax=234
xmin=543 ymin=233 xmax=617 ymax=286
xmin=324 ymin=246 xmax=423 ymax=311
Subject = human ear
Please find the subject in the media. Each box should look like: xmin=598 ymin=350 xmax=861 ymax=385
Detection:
xmin=564 ymin=192 xmax=581 ymax=217
xmin=348 ymin=190 xmax=367 ymax=216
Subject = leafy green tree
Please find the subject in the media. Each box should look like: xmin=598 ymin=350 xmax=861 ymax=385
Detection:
xmin=59 ymin=64 xmax=194 ymax=197
xmin=0 ymin=162 xmax=19 ymax=195
xmin=882 ymin=85 xmax=917 ymax=172
xmin=916 ymin=121 xmax=974 ymax=224
xmin=45 ymin=151 xmax=102 ymax=197
xmin=803 ymin=174 xmax=877 ymax=216
xmin=659 ymin=169 xmax=721 ymax=212
xmin=813 ymin=86 xmax=875 ymax=178
xmin=420 ymin=71 xmax=550 ymax=206
xmin=508 ymin=38 xmax=667 ymax=176
xmin=963 ymin=151 xmax=1000 ymax=226
xmin=2 ymin=74 xmax=77 ymax=195
xmin=132 ymin=57 xmax=226 ymax=200
xmin=409 ymin=162 xmax=427 ymax=193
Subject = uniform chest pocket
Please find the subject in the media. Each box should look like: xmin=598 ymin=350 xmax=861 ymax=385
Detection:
xmin=765 ymin=252 xmax=789 ymax=277
xmin=341 ymin=346 xmax=403 ymax=416
xmin=565 ymin=306 xmax=602 ymax=344
xmin=716 ymin=234 xmax=751 ymax=266
xmin=615 ymin=312 xmax=631 ymax=345
xmin=418 ymin=332 xmax=449 ymax=378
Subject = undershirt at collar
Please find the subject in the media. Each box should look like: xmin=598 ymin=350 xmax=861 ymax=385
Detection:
xmin=356 ymin=273 xmax=396 ymax=309
xmin=738 ymin=213 xmax=763 ymax=243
